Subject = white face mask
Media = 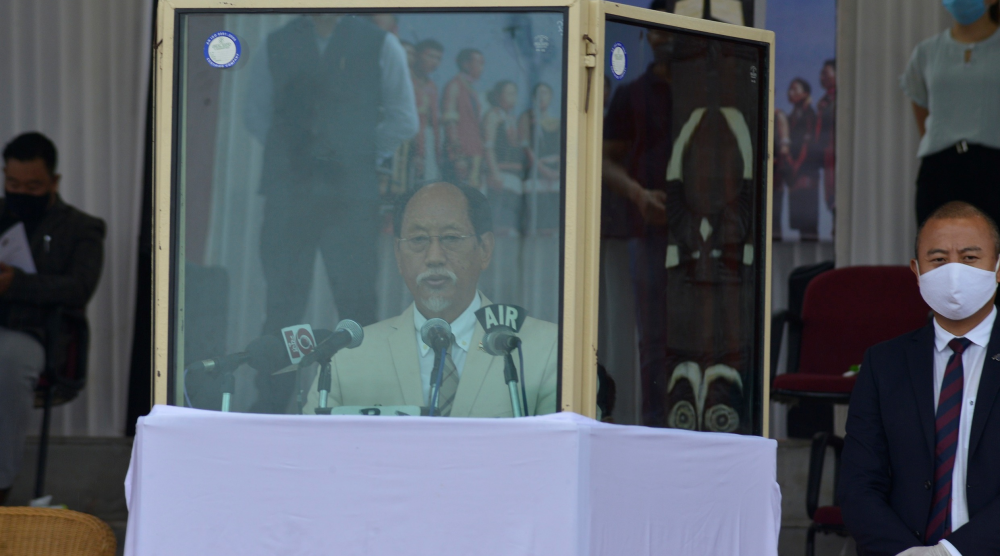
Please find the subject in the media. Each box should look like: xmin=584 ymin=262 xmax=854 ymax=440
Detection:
xmin=918 ymin=260 xmax=1000 ymax=321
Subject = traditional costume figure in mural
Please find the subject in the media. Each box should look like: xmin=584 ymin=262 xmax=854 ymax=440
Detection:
xmin=662 ymin=105 xmax=755 ymax=434
xmin=519 ymin=83 xmax=562 ymax=321
xmin=410 ymin=40 xmax=445 ymax=183
xmin=442 ymin=48 xmax=485 ymax=187
xmin=784 ymin=77 xmax=820 ymax=241
xmin=815 ymin=60 xmax=836 ymax=216
xmin=481 ymin=80 xmax=526 ymax=305
xmin=772 ymin=108 xmax=790 ymax=240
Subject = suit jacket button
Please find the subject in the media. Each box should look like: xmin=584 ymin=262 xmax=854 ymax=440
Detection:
xmin=925 ymin=480 xmax=931 ymax=490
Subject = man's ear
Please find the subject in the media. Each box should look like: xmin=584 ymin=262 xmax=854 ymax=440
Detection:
xmin=51 ymin=173 xmax=61 ymax=192
xmin=910 ymin=258 xmax=921 ymax=282
xmin=478 ymin=231 xmax=494 ymax=270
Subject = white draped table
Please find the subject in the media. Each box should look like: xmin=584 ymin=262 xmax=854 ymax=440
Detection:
xmin=124 ymin=406 xmax=780 ymax=555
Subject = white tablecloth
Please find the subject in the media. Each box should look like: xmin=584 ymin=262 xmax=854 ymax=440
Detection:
xmin=124 ymin=406 xmax=780 ymax=555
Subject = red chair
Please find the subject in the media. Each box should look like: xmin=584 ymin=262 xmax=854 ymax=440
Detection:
xmin=772 ymin=266 xmax=930 ymax=555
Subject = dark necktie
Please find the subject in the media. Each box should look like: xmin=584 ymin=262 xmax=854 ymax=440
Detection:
xmin=926 ymin=337 xmax=971 ymax=544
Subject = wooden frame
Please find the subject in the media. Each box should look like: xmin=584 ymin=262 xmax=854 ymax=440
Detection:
xmin=152 ymin=0 xmax=773 ymax=433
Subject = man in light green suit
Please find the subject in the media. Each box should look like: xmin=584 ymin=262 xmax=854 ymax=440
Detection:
xmin=303 ymin=182 xmax=558 ymax=417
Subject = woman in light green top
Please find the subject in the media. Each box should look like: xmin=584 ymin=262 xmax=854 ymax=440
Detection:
xmin=901 ymin=0 xmax=1000 ymax=227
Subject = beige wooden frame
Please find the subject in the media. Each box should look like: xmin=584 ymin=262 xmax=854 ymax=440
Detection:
xmin=152 ymin=0 xmax=773 ymax=433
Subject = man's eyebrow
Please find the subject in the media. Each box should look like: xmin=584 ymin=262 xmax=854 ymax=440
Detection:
xmin=958 ymin=246 xmax=983 ymax=253
xmin=925 ymin=248 xmax=949 ymax=256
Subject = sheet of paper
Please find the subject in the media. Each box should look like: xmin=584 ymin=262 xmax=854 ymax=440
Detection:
xmin=0 ymin=222 xmax=37 ymax=274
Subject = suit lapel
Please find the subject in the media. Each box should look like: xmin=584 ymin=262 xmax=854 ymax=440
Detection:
xmin=970 ymin=318 xmax=1000 ymax=457
xmin=907 ymin=323 xmax=937 ymax=458
xmin=386 ymin=306 xmax=425 ymax=406
xmin=450 ymin=321 xmax=500 ymax=417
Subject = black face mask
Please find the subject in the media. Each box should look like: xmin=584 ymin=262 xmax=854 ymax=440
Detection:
xmin=4 ymin=191 xmax=51 ymax=227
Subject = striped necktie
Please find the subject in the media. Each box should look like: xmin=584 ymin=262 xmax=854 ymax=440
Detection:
xmin=926 ymin=337 xmax=971 ymax=544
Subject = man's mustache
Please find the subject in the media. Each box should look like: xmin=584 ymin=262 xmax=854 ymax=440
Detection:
xmin=417 ymin=268 xmax=457 ymax=286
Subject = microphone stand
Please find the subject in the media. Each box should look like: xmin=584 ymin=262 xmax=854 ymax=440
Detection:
xmin=315 ymin=360 xmax=333 ymax=415
xmin=428 ymin=347 xmax=446 ymax=417
xmin=504 ymin=353 xmax=524 ymax=418
xmin=218 ymin=361 xmax=240 ymax=412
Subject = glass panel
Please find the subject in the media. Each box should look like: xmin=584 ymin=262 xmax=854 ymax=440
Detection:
xmin=599 ymin=16 xmax=767 ymax=433
xmin=172 ymin=11 xmax=566 ymax=418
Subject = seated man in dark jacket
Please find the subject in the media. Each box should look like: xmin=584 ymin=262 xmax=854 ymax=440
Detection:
xmin=0 ymin=132 xmax=105 ymax=504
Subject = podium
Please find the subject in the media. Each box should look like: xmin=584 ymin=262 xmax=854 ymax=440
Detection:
xmin=124 ymin=407 xmax=780 ymax=555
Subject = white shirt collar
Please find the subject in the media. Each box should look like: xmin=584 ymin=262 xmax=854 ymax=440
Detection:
xmin=413 ymin=293 xmax=482 ymax=356
xmin=933 ymin=306 xmax=996 ymax=353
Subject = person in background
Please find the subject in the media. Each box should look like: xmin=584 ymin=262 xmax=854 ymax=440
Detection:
xmin=840 ymin=201 xmax=1000 ymax=556
xmin=815 ymin=59 xmax=836 ymax=219
xmin=601 ymin=0 xmax=674 ymax=426
xmin=441 ymin=48 xmax=486 ymax=188
xmin=0 ymin=133 xmax=105 ymax=504
xmin=411 ymin=39 xmax=445 ymax=182
xmin=784 ymin=77 xmax=819 ymax=241
xmin=902 ymin=0 xmax=1000 ymax=227
xmin=242 ymin=14 xmax=417 ymax=412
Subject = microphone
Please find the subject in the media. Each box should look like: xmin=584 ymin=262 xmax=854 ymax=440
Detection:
xmin=245 ymin=334 xmax=296 ymax=374
xmin=296 ymin=319 xmax=364 ymax=369
xmin=421 ymin=318 xmax=453 ymax=351
xmin=187 ymin=334 xmax=288 ymax=374
xmin=185 ymin=352 xmax=249 ymax=374
xmin=482 ymin=325 xmax=521 ymax=356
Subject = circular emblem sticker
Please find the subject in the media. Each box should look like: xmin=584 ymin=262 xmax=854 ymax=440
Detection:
xmin=204 ymin=31 xmax=241 ymax=68
xmin=610 ymin=42 xmax=627 ymax=80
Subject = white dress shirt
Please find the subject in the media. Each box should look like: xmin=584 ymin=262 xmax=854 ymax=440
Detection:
xmin=243 ymin=17 xmax=418 ymax=163
xmin=932 ymin=307 xmax=994 ymax=556
xmin=412 ymin=293 xmax=482 ymax=405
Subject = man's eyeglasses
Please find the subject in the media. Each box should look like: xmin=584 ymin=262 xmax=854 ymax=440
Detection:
xmin=397 ymin=233 xmax=478 ymax=254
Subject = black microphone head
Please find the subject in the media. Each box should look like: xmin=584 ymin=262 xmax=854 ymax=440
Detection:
xmin=482 ymin=325 xmax=520 ymax=356
xmin=246 ymin=335 xmax=291 ymax=374
xmin=335 ymin=319 xmax=364 ymax=349
xmin=421 ymin=318 xmax=453 ymax=351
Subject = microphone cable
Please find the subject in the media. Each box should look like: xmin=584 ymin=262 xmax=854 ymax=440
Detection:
xmin=429 ymin=346 xmax=447 ymax=417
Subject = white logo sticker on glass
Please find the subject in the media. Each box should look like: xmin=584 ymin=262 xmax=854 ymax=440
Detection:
xmin=204 ymin=31 xmax=241 ymax=68
xmin=534 ymin=34 xmax=550 ymax=52
xmin=610 ymin=42 xmax=627 ymax=80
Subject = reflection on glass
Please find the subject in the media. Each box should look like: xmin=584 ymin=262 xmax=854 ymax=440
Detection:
xmin=174 ymin=12 xmax=565 ymax=418
xmin=599 ymin=17 xmax=765 ymax=433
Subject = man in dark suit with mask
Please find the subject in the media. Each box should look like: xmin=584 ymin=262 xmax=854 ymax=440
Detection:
xmin=840 ymin=201 xmax=1000 ymax=556
xmin=0 ymin=132 xmax=105 ymax=504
